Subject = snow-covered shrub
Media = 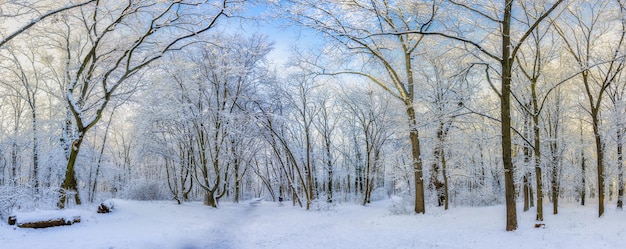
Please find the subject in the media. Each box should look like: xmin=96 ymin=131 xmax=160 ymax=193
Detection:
xmin=311 ymin=195 xmax=336 ymax=211
xmin=389 ymin=194 xmax=414 ymax=215
xmin=125 ymin=180 xmax=167 ymax=201
xmin=0 ymin=186 xmax=65 ymax=218
xmin=0 ymin=186 xmax=19 ymax=218
xmin=370 ymin=187 xmax=390 ymax=202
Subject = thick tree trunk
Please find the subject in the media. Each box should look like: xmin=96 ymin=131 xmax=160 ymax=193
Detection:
xmin=431 ymin=122 xmax=446 ymax=207
xmin=58 ymin=138 xmax=83 ymax=209
xmin=407 ymin=106 xmax=425 ymax=214
xmin=551 ymin=162 xmax=559 ymax=214
xmin=502 ymin=1 xmax=517 ymax=231
xmin=204 ymin=191 xmax=217 ymax=208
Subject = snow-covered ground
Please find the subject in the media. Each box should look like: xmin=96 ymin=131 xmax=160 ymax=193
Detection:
xmin=1 ymin=198 xmax=624 ymax=249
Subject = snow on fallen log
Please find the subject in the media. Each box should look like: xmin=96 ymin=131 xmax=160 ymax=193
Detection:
xmin=10 ymin=209 xmax=81 ymax=229
xmin=97 ymin=200 xmax=115 ymax=214
xmin=8 ymin=215 xmax=16 ymax=225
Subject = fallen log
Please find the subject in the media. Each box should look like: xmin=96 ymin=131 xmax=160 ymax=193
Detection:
xmin=8 ymin=215 xmax=16 ymax=225
xmin=97 ymin=201 xmax=114 ymax=214
xmin=17 ymin=216 xmax=81 ymax=229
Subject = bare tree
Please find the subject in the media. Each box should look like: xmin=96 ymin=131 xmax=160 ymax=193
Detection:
xmin=0 ymin=1 xmax=96 ymax=48
xmin=280 ymin=0 xmax=442 ymax=214
xmin=389 ymin=0 xmax=564 ymax=230
xmin=0 ymin=40 xmax=47 ymax=198
xmin=554 ymin=0 xmax=625 ymax=217
xmin=313 ymin=89 xmax=339 ymax=203
xmin=340 ymin=87 xmax=393 ymax=205
xmin=53 ymin=0 xmax=231 ymax=209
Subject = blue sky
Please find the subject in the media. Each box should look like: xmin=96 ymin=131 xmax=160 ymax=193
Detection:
xmin=220 ymin=3 xmax=319 ymax=69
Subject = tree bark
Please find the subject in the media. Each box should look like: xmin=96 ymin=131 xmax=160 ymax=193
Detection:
xmin=551 ymin=139 xmax=559 ymax=215
xmin=407 ymin=106 xmax=425 ymax=214
xmin=618 ymin=129 xmax=624 ymax=209
xmin=58 ymin=138 xmax=83 ymax=209
xmin=592 ymin=111 xmax=604 ymax=217
xmin=502 ymin=0 xmax=517 ymax=231
xmin=204 ymin=191 xmax=217 ymax=208
xmin=533 ymin=112 xmax=543 ymax=221
xmin=442 ymin=150 xmax=449 ymax=210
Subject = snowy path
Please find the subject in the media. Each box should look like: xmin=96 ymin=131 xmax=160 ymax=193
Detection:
xmin=1 ymin=199 xmax=626 ymax=249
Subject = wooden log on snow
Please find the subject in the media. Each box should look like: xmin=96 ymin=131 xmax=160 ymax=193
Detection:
xmin=17 ymin=216 xmax=81 ymax=229
xmin=97 ymin=202 xmax=113 ymax=213
xmin=8 ymin=215 xmax=16 ymax=225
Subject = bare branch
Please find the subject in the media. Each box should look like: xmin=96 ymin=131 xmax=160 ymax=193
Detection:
xmin=0 ymin=0 xmax=96 ymax=48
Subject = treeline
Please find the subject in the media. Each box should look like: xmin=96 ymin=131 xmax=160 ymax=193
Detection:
xmin=0 ymin=0 xmax=625 ymax=232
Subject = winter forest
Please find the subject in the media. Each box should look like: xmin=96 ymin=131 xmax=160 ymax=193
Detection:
xmin=1 ymin=0 xmax=626 ymax=245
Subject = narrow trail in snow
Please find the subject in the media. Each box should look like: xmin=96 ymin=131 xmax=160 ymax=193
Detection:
xmin=185 ymin=199 xmax=262 ymax=249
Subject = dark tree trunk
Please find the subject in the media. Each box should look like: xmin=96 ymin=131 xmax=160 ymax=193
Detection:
xmin=618 ymin=129 xmax=624 ymax=209
xmin=502 ymin=0 xmax=517 ymax=231
xmin=204 ymin=191 xmax=217 ymax=208
xmin=407 ymin=106 xmax=425 ymax=214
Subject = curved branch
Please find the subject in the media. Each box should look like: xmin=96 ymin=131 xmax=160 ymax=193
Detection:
xmin=0 ymin=0 xmax=97 ymax=48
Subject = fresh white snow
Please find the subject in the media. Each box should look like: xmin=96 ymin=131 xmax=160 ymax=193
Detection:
xmin=1 ymin=198 xmax=624 ymax=249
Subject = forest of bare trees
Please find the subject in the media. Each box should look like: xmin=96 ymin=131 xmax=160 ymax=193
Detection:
xmin=1 ymin=0 xmax=625 ymax=231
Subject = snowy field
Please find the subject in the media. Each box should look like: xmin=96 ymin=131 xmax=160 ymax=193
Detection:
xmin=1 ymin=198 xmax=624 ymax=249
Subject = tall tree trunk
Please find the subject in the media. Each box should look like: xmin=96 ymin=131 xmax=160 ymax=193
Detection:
xmin=234 ymin=172 xmax=241 ymax=204
xmin=502 ymin=0 xmax=517 ymax=231
xmin=432 ymin=121 xmax=449 ymax=208
xmin=551 ymin=140 xmax=559 ymax=215
xmin=327 ymin=152 xmax=333 ymax=203
xmin=363 ymin=143 xmax=372 ymax=205
xmin=617 ymin=129 xmax=624 ymax=209
xmin=523 ymin=135 xmax=531 ymax=212
xmin=500 ymin=0 xmax=516 ymax=231
xmin=407 ymin=106 xmax=425 ymax=214
xmin=580 ymin=122 xmax=586 ymax=206
xmin=533 ymin=114 xmax=543 ymax=221
xmin=531 ymin=76 xmax=543 ymax=221
xmin=11 ymin=141 xmax=18 ymax=188
xmin=31 ymin=110 xmax=39 ymax=198
xmin=442 ymin=150 xmax=449 ymax=210
xmin=305 ymin=126 xmax=313 ymax=210
xmin=592 ymin=110 xmax=605 ymax=216
xmin=523 ymin=174 xmax=530 ymax=212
